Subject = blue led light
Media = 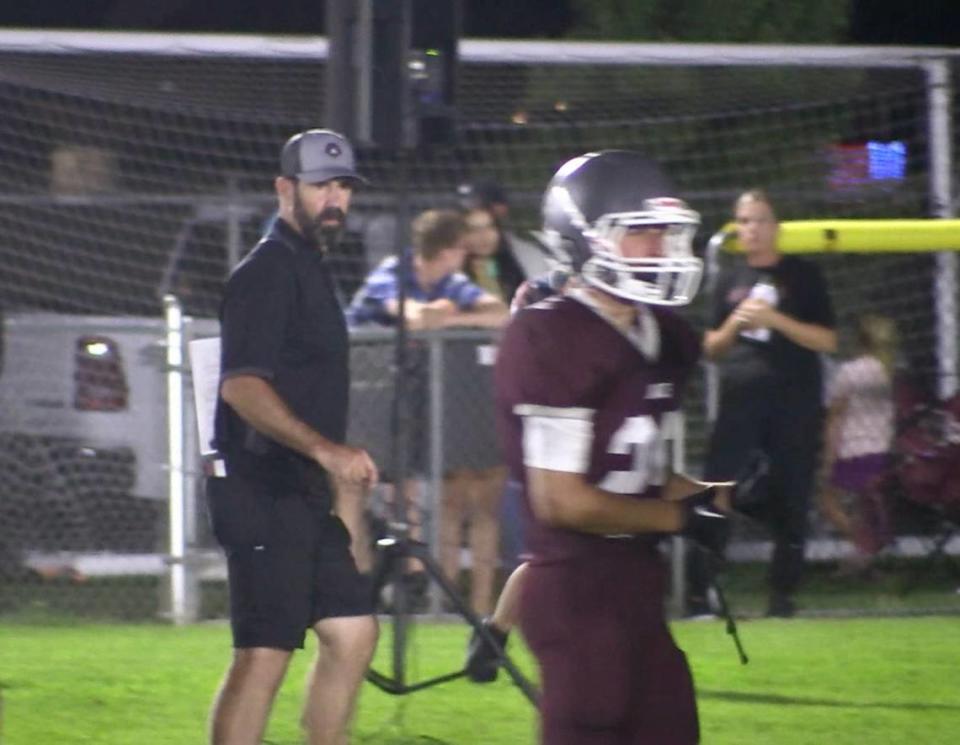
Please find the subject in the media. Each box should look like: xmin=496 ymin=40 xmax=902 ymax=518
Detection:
xmin=867 ymin=141 xmax=907 ymax=181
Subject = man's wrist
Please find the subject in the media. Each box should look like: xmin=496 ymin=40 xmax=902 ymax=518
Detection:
xmin=308 ymin=438 xmax=339 ymax=470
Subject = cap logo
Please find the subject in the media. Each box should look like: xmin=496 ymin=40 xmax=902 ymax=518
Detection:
xmin=325 ymin=142 xmax=342 ymax=158
xmin=644 ymin=197 xmax=687 ymax=210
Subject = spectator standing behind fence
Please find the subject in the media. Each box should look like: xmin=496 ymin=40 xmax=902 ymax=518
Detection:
xmin=688 ymin=189 xmax=837 ymax=619
xmin=459 ymin=181 xmax=551 ymax=575
xmin=205 ymin=129 xmax=379 ymax=745
xmin=347 ymin=209 xmax=509 ymax=615
xmin=819 ymin=314 xmax=898 ymax=576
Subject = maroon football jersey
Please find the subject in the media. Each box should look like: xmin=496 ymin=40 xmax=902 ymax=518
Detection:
xmin=494 ymin=292 xmax=702 ymax=561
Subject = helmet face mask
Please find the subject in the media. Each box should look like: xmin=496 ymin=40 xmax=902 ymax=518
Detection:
xmin=541 ymin=151 xmax=703 ymax=306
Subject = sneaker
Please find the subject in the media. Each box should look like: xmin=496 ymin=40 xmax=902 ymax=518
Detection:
xmin=465 ymin=618 xmax=509 ymax=683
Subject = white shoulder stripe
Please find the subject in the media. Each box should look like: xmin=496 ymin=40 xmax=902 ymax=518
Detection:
xmin=522 ymin=415 xmax=593 ymax=473
xmin=514 ymin=403 xmax=595 ymax=421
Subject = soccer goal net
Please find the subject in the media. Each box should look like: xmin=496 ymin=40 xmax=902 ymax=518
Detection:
xmin=0 ymin=31 xmax=957 ymax=619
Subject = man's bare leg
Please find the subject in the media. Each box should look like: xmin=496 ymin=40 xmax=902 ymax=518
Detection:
xmin=210 ymin=647 xmax=292 ymax=745
xmin=302 ymin=615 xmax=379 ymax=745
xmin=333 ymin=477 xmax=373 ymax=574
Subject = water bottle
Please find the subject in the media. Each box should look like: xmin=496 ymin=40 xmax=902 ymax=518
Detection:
xmin=739 ymin=274 xmax=778 ymax=342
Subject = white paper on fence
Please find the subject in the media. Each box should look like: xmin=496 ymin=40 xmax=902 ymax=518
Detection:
xmin=188 ymin=336 xmax=222 ymax=456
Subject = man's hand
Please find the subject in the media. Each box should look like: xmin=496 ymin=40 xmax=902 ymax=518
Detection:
xmin=408 ymin=298 xmax=456 ymax=330
xmin=316 ymin=444 xmax=379 ymax=488
xmin=421 ymin=299 xmax=456 ymax=329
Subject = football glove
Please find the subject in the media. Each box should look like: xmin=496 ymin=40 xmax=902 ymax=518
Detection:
xmin=681 ymin=486 xmax=729 ymax=555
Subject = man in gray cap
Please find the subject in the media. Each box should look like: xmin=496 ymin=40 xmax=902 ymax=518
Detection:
xmin=206 ymin=128 xmax=378 ymax=745
xmin=279 ymin=128 xmax=369 ymax=253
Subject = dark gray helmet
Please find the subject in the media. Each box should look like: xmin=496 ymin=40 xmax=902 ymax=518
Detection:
xmin=541 ymin=150 xmax=702 ymax=305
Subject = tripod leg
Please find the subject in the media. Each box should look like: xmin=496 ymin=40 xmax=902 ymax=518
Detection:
xmin=364 ymin=536 xmax=538 ymax=705
xmin=404 ymin=541 xmax=540 ymax=706
xmin=366 ymin=537 xmax=412 ymax=694
xmin=710 ymin=575 xmax=749 ymax=665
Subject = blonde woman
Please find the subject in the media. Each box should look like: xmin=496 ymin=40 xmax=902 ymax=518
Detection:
xmin=691 ymin=189 xmax=838 ymax=618
xmin=820 ymin=314 xmax=898 ymax=576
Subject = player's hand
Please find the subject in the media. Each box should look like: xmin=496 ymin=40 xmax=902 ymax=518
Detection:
xmin=705 ymin=481 xmax=735 ymax=512
xmin=680 ymin=486 xmax=729 ymax=555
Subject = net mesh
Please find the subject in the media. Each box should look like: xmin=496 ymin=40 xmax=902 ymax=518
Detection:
xmin=0 ymin=35 xmax=957 ymax=619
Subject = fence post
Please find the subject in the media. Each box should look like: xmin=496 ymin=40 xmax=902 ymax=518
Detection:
xmin=163 ymin=294 xmax=197 ymax=624
xmin=925 ymin=58 xmax=957 ymax=399
xmin=427 ymin=332 xmax=446 ymax=614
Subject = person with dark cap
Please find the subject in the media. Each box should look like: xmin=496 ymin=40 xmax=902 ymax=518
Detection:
xmin=205 ymin=128 xmax=379 ymax=745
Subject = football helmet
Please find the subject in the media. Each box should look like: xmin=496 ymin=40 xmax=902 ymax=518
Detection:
xmin=541 ymin=150 xmax=702 ymax=305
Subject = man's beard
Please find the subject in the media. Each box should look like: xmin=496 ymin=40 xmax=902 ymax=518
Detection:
xmin=293 ymin=196 xmax=345 ymax=253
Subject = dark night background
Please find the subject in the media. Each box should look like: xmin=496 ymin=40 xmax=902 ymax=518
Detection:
xmin=0 ymin=1 xmax=957 ymax=46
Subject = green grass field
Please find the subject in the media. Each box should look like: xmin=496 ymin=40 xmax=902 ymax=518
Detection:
xmin=2 ymin=613 xmax=959 ymax=744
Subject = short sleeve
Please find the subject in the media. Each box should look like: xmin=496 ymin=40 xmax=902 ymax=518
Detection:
xmin=828 ymin=361 xmax=855 ymax=403
xmin=220 ymin=244 xmax=295 ymax=380
xmin=346 ymin=258 xmax=400 ymax=326
xmin=497 ymin=305 xmax=601 ymax=473
xmin=442 ymin=272 xmax=485 ymax=310
xmin=799 ymin=260 xmax=836 ymax=328
xmin=710 ymin=270 xmax=734 ymax=329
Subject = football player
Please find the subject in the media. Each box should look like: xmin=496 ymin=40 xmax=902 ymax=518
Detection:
xmin=492 ymin=150 xmax=729 ymax=744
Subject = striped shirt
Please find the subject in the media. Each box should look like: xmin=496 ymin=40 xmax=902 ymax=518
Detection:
xmin=346 ymin=254 xmax=486 ymax=327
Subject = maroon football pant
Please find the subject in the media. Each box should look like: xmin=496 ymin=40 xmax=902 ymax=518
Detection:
xmin=520 ymin=548 xmax=699 ymax=745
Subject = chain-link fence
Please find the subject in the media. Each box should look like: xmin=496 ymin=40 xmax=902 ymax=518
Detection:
xmin=1 ymin=32 xmax=959 ymax=621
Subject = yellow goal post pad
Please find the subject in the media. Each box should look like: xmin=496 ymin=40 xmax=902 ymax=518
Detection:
xmin=719 ymin=219 xmax=960 ymax=254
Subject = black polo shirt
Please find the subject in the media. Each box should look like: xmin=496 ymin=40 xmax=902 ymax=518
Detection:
xmin=213 ymin=217 xmax=349 ymax=491
xmin=711 ymin=255 xmax=835 ymax=400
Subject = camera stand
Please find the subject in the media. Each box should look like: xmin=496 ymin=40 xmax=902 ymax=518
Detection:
xmin=365 ymin=520 xmax=539 ymax=704
xmin=361 ymin=146 xmax=537 ymax=707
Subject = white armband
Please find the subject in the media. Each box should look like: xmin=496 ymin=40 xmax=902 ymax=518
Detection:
xmin=516 ymin=404 xmax=594 ymax=474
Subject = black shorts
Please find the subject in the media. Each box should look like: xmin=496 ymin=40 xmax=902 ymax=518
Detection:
xmin=206 ymin=473 xmax=374 ymax=650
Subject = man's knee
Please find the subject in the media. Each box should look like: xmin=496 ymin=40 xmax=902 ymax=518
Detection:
xmin=314 ymin=615 xmax=379 ymax=663
xmin=229 ymin=647 xmax=294 ymax=690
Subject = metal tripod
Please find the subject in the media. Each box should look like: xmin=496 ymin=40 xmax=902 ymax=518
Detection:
xmin=361 ymin=147 xmax=538 ymax=706
xmin=365 ymin=521 xmax=538 ymax=704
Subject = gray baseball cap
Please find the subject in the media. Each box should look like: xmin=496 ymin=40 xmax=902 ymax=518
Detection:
xmin=280 ymin=129 xmax=368 ymax=186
